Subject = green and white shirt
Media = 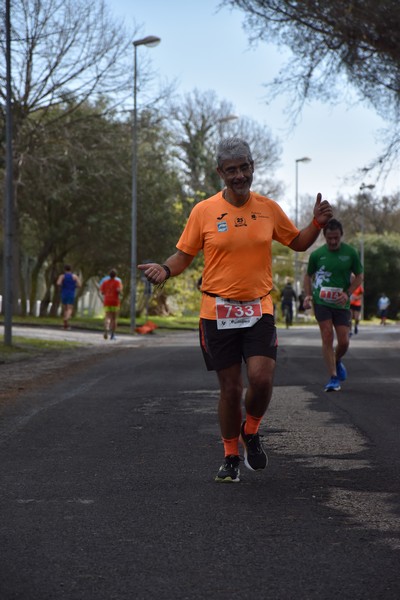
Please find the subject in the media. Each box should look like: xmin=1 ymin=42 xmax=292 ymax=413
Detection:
xmin=307 ymin=242 xmax=363 ymax=309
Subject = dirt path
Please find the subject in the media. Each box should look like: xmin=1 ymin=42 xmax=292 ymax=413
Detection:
xmin=0 ymin=345 xmax=120 ymax=406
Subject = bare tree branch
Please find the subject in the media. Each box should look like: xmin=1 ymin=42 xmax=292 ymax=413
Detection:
xmin=221 ymin=0 xmax=400 ymax=173
xmin=0 ymin=0 xmax=138 ymax=119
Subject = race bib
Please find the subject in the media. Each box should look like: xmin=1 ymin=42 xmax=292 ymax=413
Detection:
xmin=319 ymin=286 xmax=342 ymax=302
xmin=216 ymin=297 xmax=262 ymax=329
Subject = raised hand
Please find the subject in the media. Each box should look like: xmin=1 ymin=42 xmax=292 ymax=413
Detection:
xmin=313 ymin=192 xmax=333 ymax=227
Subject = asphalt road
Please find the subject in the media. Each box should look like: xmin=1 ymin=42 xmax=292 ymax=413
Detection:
xmin=0 ymin=324 xmax=399 ymax=599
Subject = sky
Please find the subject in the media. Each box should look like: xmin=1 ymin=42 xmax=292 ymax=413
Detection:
xmin=108 ymin=0 xmax=399 ymax=217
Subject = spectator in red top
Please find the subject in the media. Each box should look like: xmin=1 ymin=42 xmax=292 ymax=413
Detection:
xmin=100 ymin=269 xmax=123 ymax=340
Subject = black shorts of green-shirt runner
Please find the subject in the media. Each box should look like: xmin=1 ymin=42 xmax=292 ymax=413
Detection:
xmin=313 ymin=303 xmax=351 ymax=328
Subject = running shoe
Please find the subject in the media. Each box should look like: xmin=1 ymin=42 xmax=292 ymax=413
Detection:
xmin=336 ymin=361 xmax=347 ymax=381
xmin=324 ymin=376 xmax=341 ymax=392
xmin=354 ymin=324 xmax=358 ymax=334
xmin=103 ymin=331 xmax=108 ymax=340
xmin=240 ymin=421 xmax=268 ymax=471
xmin=215 ymin=455 xmax=240 ymax=482
xmin=110 ymin=332 xmax=115 ymax=340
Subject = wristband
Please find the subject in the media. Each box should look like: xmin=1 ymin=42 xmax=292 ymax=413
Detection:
xmin=161 ymin=264 xmax=171 ymax=279
xmin=312 ymin=217 xmax=324 ymax=230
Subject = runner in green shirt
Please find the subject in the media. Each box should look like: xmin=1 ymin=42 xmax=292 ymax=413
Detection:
xmin=304 ymin=219 xmax=363 ymax=392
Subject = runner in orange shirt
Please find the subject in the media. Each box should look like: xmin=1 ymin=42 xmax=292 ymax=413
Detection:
xmin=100 ymin=269 xmax=123 ymax=340
xmin=138 ymin=137 xmax=333 ymax=482
xmin=350 ymin=283 xmax=364 ymax=334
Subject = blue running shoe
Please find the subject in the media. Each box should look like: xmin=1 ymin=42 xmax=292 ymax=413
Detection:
xmin=325 ymin=376 xmax=341 ymax=392
xmin=336 ymin=361 xmax=347 ymax=381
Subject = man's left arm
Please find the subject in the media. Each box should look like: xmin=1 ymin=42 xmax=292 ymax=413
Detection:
xmin=335 ymin=273 xmax=364 ymax=307
xmin=303 ymin=273 xmax=314 ymax=310
xmin=289 ymin=192 xmax=333 ymax=251
xmin=347 ymin=273 xmax=364 ymax=297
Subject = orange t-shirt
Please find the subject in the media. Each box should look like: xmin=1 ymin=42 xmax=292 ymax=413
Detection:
xmin=176 ymin=191 xmax=299 ymax=319
xmin=100 ymin=277 xmax=122 ymax=307
xmin=350 ymin=285 xmax=364 ymax=307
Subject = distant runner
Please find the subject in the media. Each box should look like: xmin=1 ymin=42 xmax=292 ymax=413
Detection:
xmin=100 ymin=269 xmax=123 ymax=340
xmin=304 ymin=219 xmax=363 ymax=392
xmin=350 ymin=283 xmax=364 ymax=334
xmin=57 ymin=264 xmax=81 ymax=330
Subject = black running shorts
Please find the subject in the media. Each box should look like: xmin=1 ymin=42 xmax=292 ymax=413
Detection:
xmin=350 ymin=304 xmax=361 ymax=313
xmin=313 ymin=303 xmax=351 ymax=327
xmin=199 ymin=314 xmax=278 ymax=372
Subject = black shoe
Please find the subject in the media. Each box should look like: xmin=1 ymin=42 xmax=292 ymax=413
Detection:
xmin=215 ymin=455 xmax=240 ymax=482
xmin=240 ymin=421 xmax=268 ymax=471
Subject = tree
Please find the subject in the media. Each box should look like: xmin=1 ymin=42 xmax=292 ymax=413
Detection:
xmin=167 ymin=89 xmax=238 ymax=205
xmin=11 ymin=99 xmax=187 ymax=317
xmin=167 ymin=88 xmax=283 ymax=214
xmin=14 ymin=100 xmax=131 ymax=314
xmin=222 ymin=0 xmax=400 ymax=176
xmin=337 ymin=191 xmax=400 ymax=239
xmin=363 ymin=234 xmax=400 ymax=319
xmin=135 ymin=110 xmax=186 ymax=267
xmin=0 ymin=0 xmax=139 ymax=312
xmin=234 ymin=115 xmax=283 ymax=198
xmin=323 ymin=194 xmax=400 ymax=319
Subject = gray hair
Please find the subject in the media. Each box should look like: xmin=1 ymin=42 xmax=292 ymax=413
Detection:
xmin=217 ymin=137 xmax=253 ymax=168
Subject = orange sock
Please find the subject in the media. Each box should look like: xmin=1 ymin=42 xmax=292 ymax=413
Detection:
xmin=244 ymin=413 xmax=263 ymax=435
xmin=223 ymin=437 xmax=239 ymax=457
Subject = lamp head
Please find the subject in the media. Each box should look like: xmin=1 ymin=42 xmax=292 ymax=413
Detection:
xmin=133 ymin=36 xmax=161 ymax=48
xmin=218 ymin=114 xmax=238 ymax=124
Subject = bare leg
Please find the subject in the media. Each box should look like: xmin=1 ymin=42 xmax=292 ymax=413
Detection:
xmin=216 ymin=364 xmax=243 ymax=439
xmin=334 ymin=324 xmax=350 ymax=362
xmin=244 ymin=355 xmax=275 ymax=418
xmin=318 ymin=320 xmax=336 ymax=377
xmin=63 ymin=304 xmax=73 ymax=328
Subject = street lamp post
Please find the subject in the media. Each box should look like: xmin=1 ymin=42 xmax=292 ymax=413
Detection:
xmin=130 ymin=35 xmax=161 ymax=333
xmin=294 ymin=157 xmax=311 ymax=312
xmin=3 ymin=0 xmax=13 ymax=346
xmin=359 ymin=183 xmax=375 ymax=268
xmin=359 ymin=183 xmax=375 ymax=320
xmin=295 ymin=157 xmax=312 ymax=228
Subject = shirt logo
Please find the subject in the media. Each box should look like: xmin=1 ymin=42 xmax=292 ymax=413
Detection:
xmin=234 ymin=217 xmax=247 ymax=227
xmin=217 ymin=213 xmax=228 ymax=220
xmin=314 ymin=266 xmax=332 ymax=288
xmin=217 ymin=221 xmax=228 ymax=232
